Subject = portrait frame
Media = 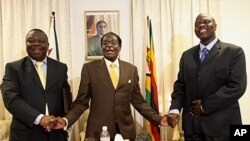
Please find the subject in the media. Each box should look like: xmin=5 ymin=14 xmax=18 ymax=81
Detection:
xmin=85 ymin=10 xmax=120 ymax=60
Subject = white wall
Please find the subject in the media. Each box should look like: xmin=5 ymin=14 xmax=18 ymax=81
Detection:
xmin=218 ymin=0 xmax=250 ymax=124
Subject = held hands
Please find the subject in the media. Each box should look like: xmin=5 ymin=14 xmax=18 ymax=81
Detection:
xmin=167 ymin=113 xmax=180 ymax=128
xmin=39 ymin=115 xmax=56 ymax=132
xmin=39 ymin=116 xmax=66 ymax=132
xmin=160 ymin=115 xmax=169 ymax=127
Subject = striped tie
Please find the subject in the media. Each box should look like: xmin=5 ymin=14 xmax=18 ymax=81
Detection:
xmin=200 ymin=48 xmax=209 ymax=62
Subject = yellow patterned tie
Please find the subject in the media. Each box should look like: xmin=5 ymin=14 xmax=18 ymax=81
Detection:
xmin=110 ymin=63 xmax=118 ymax=88
xmin=36 ymin=61 xmax=46 ymax=89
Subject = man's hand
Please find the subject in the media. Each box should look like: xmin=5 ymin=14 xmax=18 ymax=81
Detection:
xmin=167 ymin=113 xmax=180 ymax=128
xmin=39 ymin=115 xmax=56 ymax=132
xmin=52 ymin=117 xmax=67 ymax=129
xmin=160 ymin=115 xmax=169 ymax=127
xmin=190 ymin=99 xmax=203 ymax=117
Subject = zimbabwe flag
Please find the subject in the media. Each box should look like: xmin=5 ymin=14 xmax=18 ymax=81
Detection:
xmin=145 ymin=18 xmax=160 ymax=141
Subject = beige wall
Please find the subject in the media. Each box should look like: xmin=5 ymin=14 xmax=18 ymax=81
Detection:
xmin=219 ymin=0 xmax=250 ymax=124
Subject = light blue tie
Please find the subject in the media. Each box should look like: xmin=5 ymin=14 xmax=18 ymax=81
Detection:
xmin=200 ymin=48 xmax=209 ymax=62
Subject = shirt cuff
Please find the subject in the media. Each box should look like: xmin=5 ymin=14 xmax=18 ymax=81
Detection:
xmin=62 ymin=117 xmax=68 ymax=131
xmin=200 ymin=105 xmax=204 ymax=113
xmin=34 ymin=114 xmax=45 ymax=125
xmin=169 ymin=109 xmax=180 ymax=114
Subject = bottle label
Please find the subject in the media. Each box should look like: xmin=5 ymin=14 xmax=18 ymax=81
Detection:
xmin=100 ymin=137 xmax=110 ymax=141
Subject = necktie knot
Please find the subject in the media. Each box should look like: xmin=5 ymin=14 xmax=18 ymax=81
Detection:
xmin=202 ymin=47 xmax=208 ymax=53
xmin=110 ymin=63 xmax=116 ymax=68
xmin=36 ymin=61 xmax=46 ymax=89
xmin=36 ymin=61 xmax=44 ymax=68
xmin=200 ymin=48 xmax=209 ymax=62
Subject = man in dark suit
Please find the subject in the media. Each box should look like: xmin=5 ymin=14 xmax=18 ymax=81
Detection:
xmin=0 ymin=29 xmax=72 ymax=141
xmin=87 ymin=20 xmax=107 ymax=56
xmin=167 ymin=13 xmax=247 ymax=141
xmin=52 ymin=32 xmax=168 ymax=141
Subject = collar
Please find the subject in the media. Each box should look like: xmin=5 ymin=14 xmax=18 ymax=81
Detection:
xmin=104 ymin=58 xmax=119 ymax=69
xmin=200 ymin=38 xmax=218 ymax=51
xmin=97 ymin=34 xmax=103 ymax=38
xmin=30 ymin=57 xmax=48 ymax=65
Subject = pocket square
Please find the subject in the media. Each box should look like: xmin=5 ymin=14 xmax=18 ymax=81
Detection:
xmin=128 ymin=79 xmax=132 ymax=83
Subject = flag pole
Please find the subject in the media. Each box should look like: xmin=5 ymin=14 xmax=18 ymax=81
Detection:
xmin=49 ymin=12 xmax=60 ymax=61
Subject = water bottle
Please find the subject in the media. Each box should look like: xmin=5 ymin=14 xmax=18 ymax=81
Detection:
xmin=100 ymin=126 xmax=110 ymax=141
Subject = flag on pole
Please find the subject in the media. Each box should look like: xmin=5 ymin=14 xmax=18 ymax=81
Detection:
xmin=145 ymin=17 xmax=160 ymax=141
xmin=48 ymin=12 xmax=60 ymax=61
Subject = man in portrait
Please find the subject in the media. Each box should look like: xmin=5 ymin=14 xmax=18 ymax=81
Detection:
xmin=87 ymin=20 xmax=107 ymax=56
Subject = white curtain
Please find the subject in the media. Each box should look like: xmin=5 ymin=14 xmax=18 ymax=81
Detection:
xmin=131 ymin=0 xmax=218 ymax=140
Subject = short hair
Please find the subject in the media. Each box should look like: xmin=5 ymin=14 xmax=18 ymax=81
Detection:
xmin=26 ymin=28 xmax=48 ymax=41
xmin=96 ymin=20 xmax=107 ymax=29
xmin=101 ymin=32 xmax=122 ymax=46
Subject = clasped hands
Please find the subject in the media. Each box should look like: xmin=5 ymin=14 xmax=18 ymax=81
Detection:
xmin=39 ymin=100 xmax=203 ymax=132
xmin=160 ymin=114 xmax=179 ymax=128
xmin=39 ymin=116 xmax=66 ymax=132
xmin=162 ymin=99 xmax=204 ymax=128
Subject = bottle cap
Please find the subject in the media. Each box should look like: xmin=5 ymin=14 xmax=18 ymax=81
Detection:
xmin=102 ymin=126 xmax=107 ymax=131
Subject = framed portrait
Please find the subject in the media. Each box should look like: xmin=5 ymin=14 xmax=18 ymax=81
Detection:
xmin=85 ymin=10 xmax=120 ymax=60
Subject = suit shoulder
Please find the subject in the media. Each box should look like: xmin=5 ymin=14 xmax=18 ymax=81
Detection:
xmin=85 ymin=59 xmax=102 ymax=65
xmin=5 ymin=57 xmax=28 ymax=67
xmin=83 ymin=59 xmax=103 ymax=68
xmin=47 ymin=57 xmax=67 ymax=66
xmin=120 ymin=60 xmax=134 ymax=66
xmin=220 ymin=41 xmax=242 ymax=49
xmin=182 ymin=45 xmax=199 ymax=55
xmin=119 ymin=60 xmax=137 ymax=70
xmin=218 ymin=42 xmax=245 ymax=55
xmin=88 ymin=35 xmax=99 ymax=42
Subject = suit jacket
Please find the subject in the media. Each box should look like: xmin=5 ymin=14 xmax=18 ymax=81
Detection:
xmin=170 ymin=40 xmax=247 ymax=136
xmin=0 ymin=57 xmax=72 ymax=141
xmin=87 ymin=35 xmax=103 ymax=56
xmin=65 ymin=59 xmax=162 ymax=140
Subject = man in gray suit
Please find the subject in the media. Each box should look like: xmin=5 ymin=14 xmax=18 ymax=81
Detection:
xmin=167 ymin=13 xmax=247 ymax=141
xmin=52 ymin=32 xmax=168 ymax=141
xmin=0 ymin=29 xmax=72 ymax=141
xmin=87 ymin=20 xmax=107 ymax=56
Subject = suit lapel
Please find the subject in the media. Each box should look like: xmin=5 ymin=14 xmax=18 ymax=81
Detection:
xmin=117 ymin=60 xmax=130 ymax=89
xmin=24 ymin=57 xmax=44 ymax=90
xmin=46 ymin=58 xmax=58 ymax=91
xmin=97 ymin=59 xmax=130 ymax=90
xmin=97 ymin=59 xmax=114 ymax=89
xmin=193 ymin=45 xmax=201 ymax=65
xmin=202 ymin=40 xmax=221 ymax=64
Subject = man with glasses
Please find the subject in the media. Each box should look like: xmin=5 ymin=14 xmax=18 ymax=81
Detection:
xmin=50 ymin=32 xmax=168 ymax=141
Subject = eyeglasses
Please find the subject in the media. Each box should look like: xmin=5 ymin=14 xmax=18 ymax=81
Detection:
xmin=102 ymin=40 xmax=118 ymax=46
